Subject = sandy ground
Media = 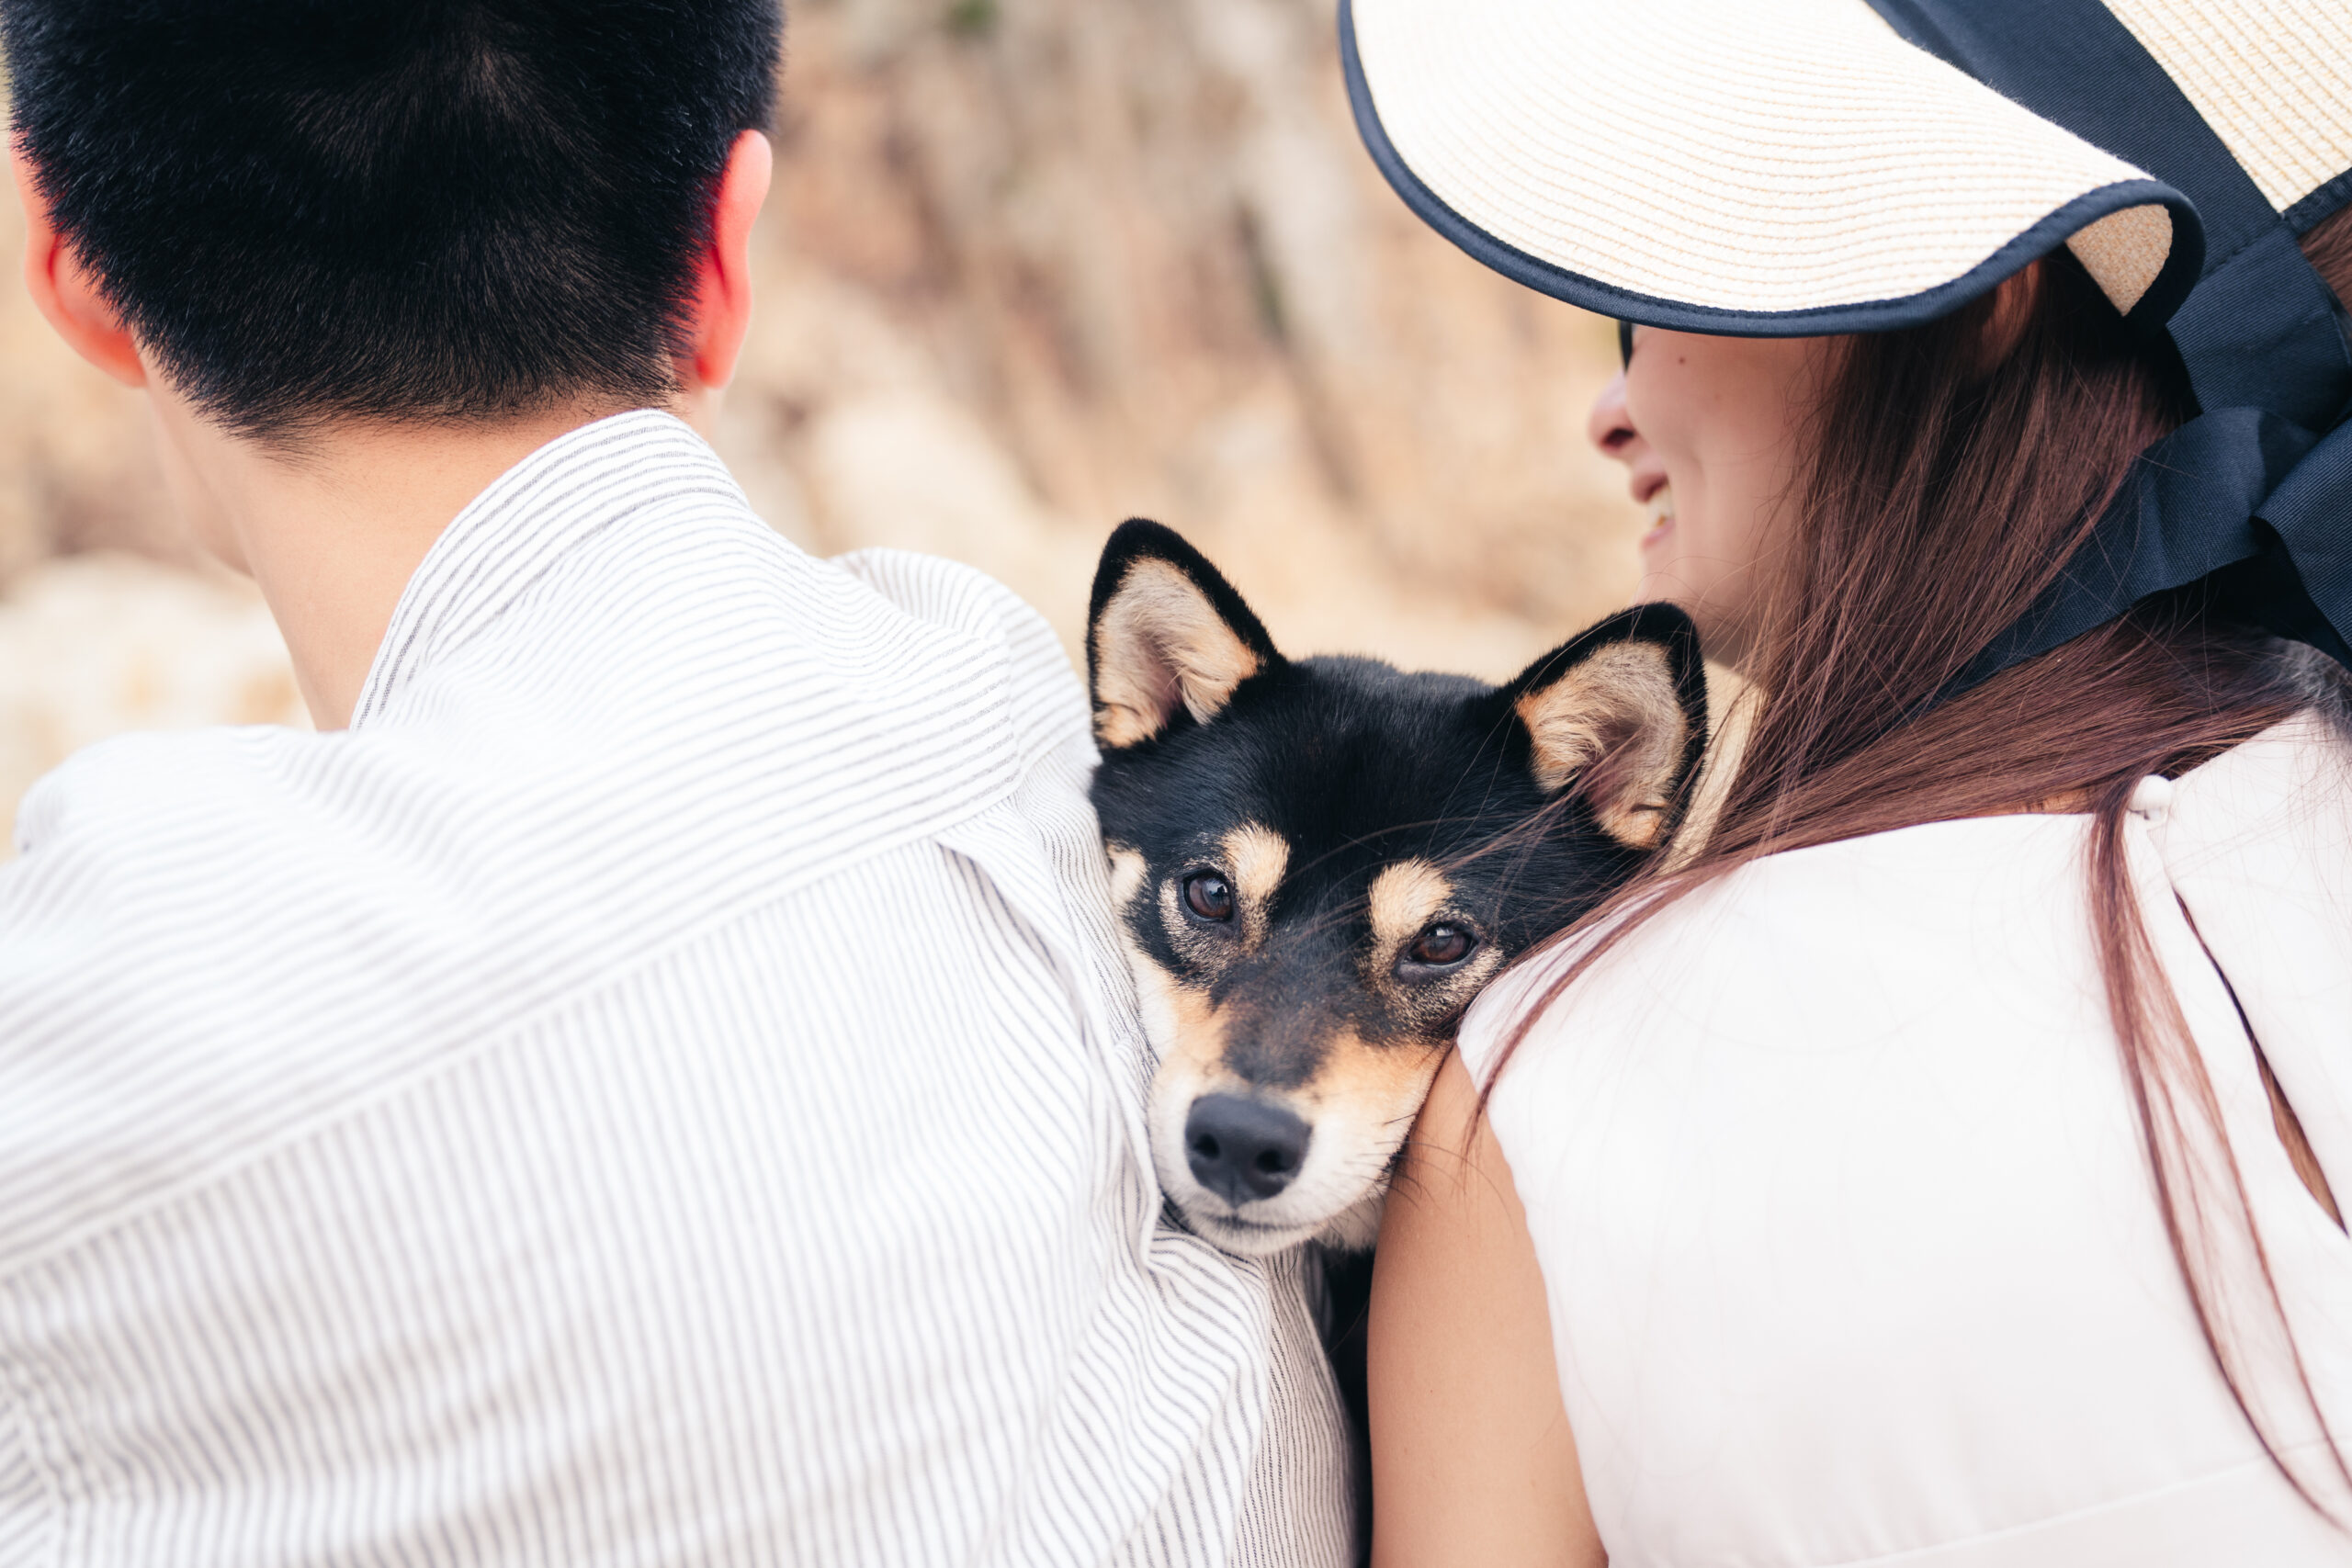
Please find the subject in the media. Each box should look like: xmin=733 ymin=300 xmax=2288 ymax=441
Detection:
xmin=0 ymin=0 xmax=1642 ymax=851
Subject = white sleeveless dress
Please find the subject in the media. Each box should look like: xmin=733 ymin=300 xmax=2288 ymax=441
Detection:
xmin=1457 ymin=713 xmax=2352 ymax=1566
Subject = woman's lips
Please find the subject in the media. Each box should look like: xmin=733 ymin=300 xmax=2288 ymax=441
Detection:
xmin=1639 ymin=486 xmax=1675 ymax=549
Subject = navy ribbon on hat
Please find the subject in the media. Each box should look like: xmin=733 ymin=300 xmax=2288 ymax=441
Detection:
xmin=1866 ymin=0 xmax=2352 ymax=691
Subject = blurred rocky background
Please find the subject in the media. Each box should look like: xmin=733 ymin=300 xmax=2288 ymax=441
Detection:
xmin=0 ymin=0 xmax=1639 ymax=848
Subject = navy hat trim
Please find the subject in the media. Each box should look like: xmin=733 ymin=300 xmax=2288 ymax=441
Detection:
xmin=2286 ymin=170 xmax=2352 ymax=238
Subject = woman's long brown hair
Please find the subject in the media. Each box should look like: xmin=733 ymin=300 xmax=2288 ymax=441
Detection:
xmin=1493 ymin=209 xmax=2352 ymax=1517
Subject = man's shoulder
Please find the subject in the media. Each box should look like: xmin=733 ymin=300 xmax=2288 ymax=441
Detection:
xmin=356 ymin=414 xmax=1095 ymax=794
xmin=1 ymin=535 xmax=1113 ymax=1100
xmin=11 ymin=541 xmax=1097 ymax=950
xmin=6 ymin=722 xmax=304 ymax=879
xmin=826 ymin=547 xmax=1094 ymax=777
xmin=0 ymin=507 xmax=1120 ymax=1201
xmin=413 ymin=490 xmax=1097 ymax=796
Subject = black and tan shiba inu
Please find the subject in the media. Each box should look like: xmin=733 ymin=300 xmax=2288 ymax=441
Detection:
xmin=1086 ymin=519 xmax=1708 ymax=1256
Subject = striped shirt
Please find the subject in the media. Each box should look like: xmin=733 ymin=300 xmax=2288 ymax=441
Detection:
xmin=0 ymin=411 xmax=1352 ymax=1567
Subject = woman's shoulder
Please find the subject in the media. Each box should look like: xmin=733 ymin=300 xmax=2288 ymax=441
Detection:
xmin=1453 ymin=708 xmax=2352 ymax=1567
xmin=2166 ymin=705 xmax=2352 ymax=859
xmin=1461 ymin=703 xmax=2352 ymax=1088
xmin=1459 ymin=807 xmax=2099 ymax=1086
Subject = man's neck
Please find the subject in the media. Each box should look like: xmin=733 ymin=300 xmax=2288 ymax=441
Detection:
xmin=154 ymin=399 xmax=650 ymax=728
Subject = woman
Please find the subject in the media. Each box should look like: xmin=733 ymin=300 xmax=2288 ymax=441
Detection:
xmin=1343 ymin=0 xmax=2352 ymax=1562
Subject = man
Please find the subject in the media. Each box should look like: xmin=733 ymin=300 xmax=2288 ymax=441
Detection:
xmin=0 ymin=3 xmax=1350 ymax=1562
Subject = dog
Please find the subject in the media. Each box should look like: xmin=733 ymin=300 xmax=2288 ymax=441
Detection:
xmin=1085 ymin=519 xmax=1709 ymax=1258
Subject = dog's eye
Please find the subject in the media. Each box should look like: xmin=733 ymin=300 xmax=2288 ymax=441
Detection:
xmin=1182 ymin=871 xmax=1236 ymax=922
xmin=1406 ymin=923 xmax=1475 ymax=968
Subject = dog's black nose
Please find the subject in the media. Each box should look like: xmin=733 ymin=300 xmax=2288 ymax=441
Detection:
xmin=1185 ymin=1095 xmax=1311 ymax=1206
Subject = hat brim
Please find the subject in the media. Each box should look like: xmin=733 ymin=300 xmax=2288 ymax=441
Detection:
xmin=1341 ymin=0 xmax=2203 ymax=336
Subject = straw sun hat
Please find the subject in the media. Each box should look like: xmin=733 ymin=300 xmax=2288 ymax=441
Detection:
xmin=1343 ymin=0 xmax=2352 ymax=683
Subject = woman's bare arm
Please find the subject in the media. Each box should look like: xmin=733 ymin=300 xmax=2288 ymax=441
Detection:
xmin=1369 ymin=1051 xmax=1603 ymax=1568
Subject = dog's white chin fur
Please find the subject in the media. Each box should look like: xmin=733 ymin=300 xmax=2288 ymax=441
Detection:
xmin=1175 ymin=1183 xmax=1385 ymax=1258
xmin=1315 ymin=1188 xmax=1385 ymax=1253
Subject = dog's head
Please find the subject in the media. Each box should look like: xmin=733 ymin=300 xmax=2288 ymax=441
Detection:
xmin=1086 ymin=520 xmax=1707 ymax=1255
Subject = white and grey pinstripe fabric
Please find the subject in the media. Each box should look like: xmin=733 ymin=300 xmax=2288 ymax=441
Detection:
xmin=0 ymin=411 xmax=1352 ymax=1567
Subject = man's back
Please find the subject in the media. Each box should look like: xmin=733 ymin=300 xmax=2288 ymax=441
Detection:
xmin=0 ymin=413 xmax=1350 ymax=1564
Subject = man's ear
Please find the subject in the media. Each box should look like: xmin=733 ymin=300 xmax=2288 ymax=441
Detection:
xmin=680 ymin=130 xmax=773 ymax=397
xmin=11 ymin=143 xmax=146 ymax=388
xmin=1504 ymin=603 xmax=1708 ymax=850
xmin=1088 ymin=519 xmax=1283 ymax=749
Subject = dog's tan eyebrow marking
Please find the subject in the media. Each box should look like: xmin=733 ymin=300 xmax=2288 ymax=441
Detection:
xmin=1106 ymin=843 xmax=1148 ymax=910
xmin=1220 ymin=824 xmax=1290 ymax=920
xmin=1368 ymin=859 xmax=1453 ymax=953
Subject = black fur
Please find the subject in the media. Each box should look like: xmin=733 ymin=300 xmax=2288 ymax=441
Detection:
xmin=1 ymin=0 xmax=782 ymax=435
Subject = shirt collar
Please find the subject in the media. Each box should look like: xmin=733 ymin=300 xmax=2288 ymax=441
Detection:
xmin=351 ymin=410 xmax=741 ymax=728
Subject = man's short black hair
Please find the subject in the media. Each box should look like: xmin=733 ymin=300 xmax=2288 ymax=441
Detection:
xmin=3 ymin=0 xmax=782 ymax=435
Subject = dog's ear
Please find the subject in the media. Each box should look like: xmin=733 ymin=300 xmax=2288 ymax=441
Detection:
xmin=1503 ymin=604 xmax=1708 ymax=851
xmin=1088 ymin=519 xmax=1282 ymax=749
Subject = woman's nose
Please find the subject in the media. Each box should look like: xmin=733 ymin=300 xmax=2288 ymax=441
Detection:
xmin=1588 ymin=369 xmax=1637 ymax=462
